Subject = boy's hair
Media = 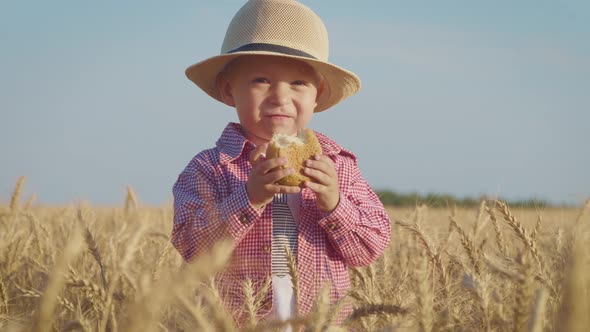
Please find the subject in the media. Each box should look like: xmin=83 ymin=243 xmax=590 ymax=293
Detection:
xmin=185 ymin=0 xmax=360 ymax=112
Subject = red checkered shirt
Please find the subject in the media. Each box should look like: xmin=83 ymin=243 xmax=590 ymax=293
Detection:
xmin=171 ymin=122 xmax=391 ymax=326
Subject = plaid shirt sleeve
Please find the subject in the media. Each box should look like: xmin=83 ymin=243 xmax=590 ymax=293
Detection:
xmin=317 ymin=153 xmax=391 ymax=267
xmin=171 ymin=151 xmax=263 ymax=262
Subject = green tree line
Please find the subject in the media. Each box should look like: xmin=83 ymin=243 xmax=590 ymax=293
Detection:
xmin=374 ymin=190 xmax=559 ymax=208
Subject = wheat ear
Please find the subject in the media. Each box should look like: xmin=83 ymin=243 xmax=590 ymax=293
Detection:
xmin=346 ymin=303 xmax=408 ymax=323
xmin=495 ymin=201 xmax=542 ymax=270
xmin=124 ymin=186 xmax=138 ymax=215
xmin=66 ymin=266 xmax=106 ymax=313
xmin=485 ymin=205 xmax=508 ymax=256
xmin=10 ymin=176 xmax=25 ymax=214
xmin=242 ymin=279 xmax=258 ymax=328
xmin=530 ymin=215 xmax=542 ymax=240
xmin=78 ymin=210 xmax=107 ymax=291
xmin=16 ymin=284 xmax=76 ymax=313
xmin=472 ymin=200 xmax=488 ymax=239
xmin=449 ymin=216 xmax=480 ymax=275
xmin=24 ymin=193 xmax=37 ymax=210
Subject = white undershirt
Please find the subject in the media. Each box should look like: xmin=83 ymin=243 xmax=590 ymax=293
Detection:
xmin=267 ymin=193 xmax=301 ymax=330
xmin=269 ymin=274 xmax=296 ymax=331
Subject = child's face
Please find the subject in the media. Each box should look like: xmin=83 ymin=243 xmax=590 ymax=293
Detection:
xmin=219 ymin=55 xmax=322 ymax=145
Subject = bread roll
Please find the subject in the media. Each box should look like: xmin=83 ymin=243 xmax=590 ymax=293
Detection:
xmin=266 ymin=128 xmax=322 ymax=187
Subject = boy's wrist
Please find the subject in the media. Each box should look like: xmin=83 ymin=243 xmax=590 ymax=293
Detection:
xmin=318 ymin=195 xmax=340 ymax=213
xmin=245 ymin=183 xmax=269 ymax=210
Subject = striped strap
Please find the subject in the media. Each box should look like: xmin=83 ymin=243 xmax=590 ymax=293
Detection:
xmin=272 ymin=194 xmax=298 ymax=277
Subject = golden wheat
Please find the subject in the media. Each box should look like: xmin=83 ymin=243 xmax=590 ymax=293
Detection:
xmin=1 ymin=187 xmax=588 ymax=331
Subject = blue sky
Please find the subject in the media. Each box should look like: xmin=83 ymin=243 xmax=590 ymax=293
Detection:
xmin=1 ymin=1 xmax=589 ymax=206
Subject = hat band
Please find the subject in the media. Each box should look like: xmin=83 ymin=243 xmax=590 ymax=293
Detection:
xmin=226 ymin=43 xmax=317 ymax=60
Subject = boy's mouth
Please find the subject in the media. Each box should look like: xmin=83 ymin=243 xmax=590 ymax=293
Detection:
xmin=267 ymin=114 xmax=292 ymax=121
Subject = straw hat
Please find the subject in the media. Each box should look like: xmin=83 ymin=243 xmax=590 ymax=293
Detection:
xmin=185 ymin=0 xmax=361 ymax=112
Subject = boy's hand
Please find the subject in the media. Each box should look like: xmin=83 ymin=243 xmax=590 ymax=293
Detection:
xmin=246 ymin=143 xmax=302 ymax=209
xmin=303 ymin=154 xmax=340 ymax=213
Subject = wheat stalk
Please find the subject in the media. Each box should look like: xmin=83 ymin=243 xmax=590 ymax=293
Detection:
xmin=308 ymin=283 xmax=332 ymax=332
xmin=31 ymin=226 xmax=84 ymax=332
xmin=78 ymin=210 xmax=108 ymax=291
xmin=175 ymin=291 xmax=216 ymax=332
xmin=449 ymin=216 xmax=481 ymax=275
xmin=557 ymin=230 xmax=590 ymax=332
xmin=241 ymin=279 xmax=258 ymax=328
xmin=415 ymin=253 xmax=433 ymax=332
xmin=285 ymin=244 xmax=300 ymax=315
xmin=346 ymin=303 xmax=408 ymax=323
xmin=125 ymin=239 xmax=234 ymax=332
xmin=198 ymin=285 xmax=237 ymax=332
xmin=0 ymin=276 xmax=8 ymax=316
xmin=528 ymin=288 xmax=548 ymax=332
xmin=396 ymin=220 xmax=449 ymax=296
xmin=124 ymin=186 xmax=138 ymax=215
xmin=513 ymin=253 xmax=534 ymax=332
xmin=495 ymin=201 xmax=542 ymax=271
xmin=574 ymin=198 xmax=590 ymax=225
xmin=472 ymin=200 xmax=488 ymax=239
xmin=250 ymin=315 xmax=311 ymax=332
xmin=485 ymin=205 xmax=508 ymax=256
xmin=530 ymin=215 xmax=542 ymax=240
xmin=152 ymin=243 xmax=172 ymax=281
xmin=65 ymin=266 xmax=106 ymax=311
xmin=62 ymin=319 xmax=92 ymax=332
xmin=15 ymin=284 xmax=76 ymax=314
xmin=24 ymin=193 xmax=37 ymax=210
xmin=23 ymin=212 xmax=45 ymax=257
xmin=462 ymin=271 xmax=492 ymax=331
xmin=10 ymin=176 xmax=25 ymax=214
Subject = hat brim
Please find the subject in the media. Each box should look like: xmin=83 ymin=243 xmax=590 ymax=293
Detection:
xmin=185 ymin=51 xmax=361 ymax=112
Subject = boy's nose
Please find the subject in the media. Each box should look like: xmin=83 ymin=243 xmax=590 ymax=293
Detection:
xmin=268 ymin=83 xmax=291 ymax=106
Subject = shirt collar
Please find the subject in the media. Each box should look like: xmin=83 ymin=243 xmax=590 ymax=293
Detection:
xmin=315 ymin=131 xmax=357 ymax=160
xmin=216 ymin=122 xmax=254 ymax=164
xmin=215 ymin=122 xmax=357 ymax=164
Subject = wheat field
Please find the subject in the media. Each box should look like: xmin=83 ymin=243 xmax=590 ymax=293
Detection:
xmin=1 ymin=177 xmax=589 ymax=331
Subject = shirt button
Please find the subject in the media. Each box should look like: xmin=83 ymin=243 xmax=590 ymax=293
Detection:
xmin=239 ymin=214 xmax=249 ymax=224
xmin=329 ymin=223 xmax=339 ymax=231
xmin=263 ymin=245 xmax=270 ymax=253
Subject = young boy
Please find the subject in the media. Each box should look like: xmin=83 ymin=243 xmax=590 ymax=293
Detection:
xmin=171 ymin=0 xmax=391 ymax=327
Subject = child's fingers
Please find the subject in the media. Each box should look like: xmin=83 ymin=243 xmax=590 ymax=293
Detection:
xmin=302 ymin=167 xmax=331 ymax=185
xmin=305 ymin=156 xmax=335 ymax=175
xmin=256 ymin=157 xmax=288 ymax=174
xmin=263 ymin=167 xmax=294 ymax=184
xmin=303 ymin=180 xmax=326 ymax=193
xmin=272 ymin=185 xmax=302 ymax=194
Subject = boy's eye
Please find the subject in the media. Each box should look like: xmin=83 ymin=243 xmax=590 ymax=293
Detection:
xmin=292 ymin=80 xmax=308 ymax=86
xmin=252 ymin=77 xmax=269 ymax=84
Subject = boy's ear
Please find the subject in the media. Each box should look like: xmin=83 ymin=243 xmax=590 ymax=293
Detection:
xmin=217 ymin=74 xmax=236 ymax=107
xmin=314 ymin=79 xmax=326 ymax=109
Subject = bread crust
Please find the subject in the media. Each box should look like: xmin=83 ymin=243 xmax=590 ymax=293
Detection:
xmin=266 ymin=129 xmax=322 ymax=187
